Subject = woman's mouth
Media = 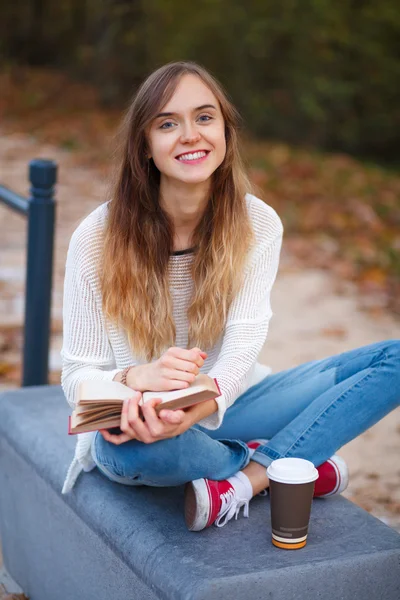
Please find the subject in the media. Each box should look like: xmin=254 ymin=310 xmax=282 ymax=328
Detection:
xmin=175 ymin=150 xmax=210 ymax=165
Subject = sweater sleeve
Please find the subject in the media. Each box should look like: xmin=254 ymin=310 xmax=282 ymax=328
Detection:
xmin=61 ymin=226 xmax=120 ymax=409
xmin=198 ymin=229 xmax=283 ymax=429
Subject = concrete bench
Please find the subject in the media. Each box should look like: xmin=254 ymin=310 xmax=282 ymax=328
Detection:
xmin=0 ymin=386 xmax=399 ymax=600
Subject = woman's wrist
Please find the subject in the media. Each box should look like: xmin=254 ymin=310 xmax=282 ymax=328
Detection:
xmin=188 ymin=398 xmax=219 ymax=425
xmin=113 ymin=365 xmax=146 ymax=391
xmin=120 ymin=366 xmax=131 ymax=386
xmin=128 ymin=365 xmax=146 ymax=391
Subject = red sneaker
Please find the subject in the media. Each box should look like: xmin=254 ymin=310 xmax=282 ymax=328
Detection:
xmin=247 ymin=438 xmax=268 ymax=450
xmin=184 ymin=477 xmax=250 ymax=532
xmin=246 ymin=440 xmax=349 ymax=498
xmin=314 ymin=455 xmax=349 ymax=497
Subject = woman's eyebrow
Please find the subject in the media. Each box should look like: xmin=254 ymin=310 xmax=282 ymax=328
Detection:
xmin=154 ymin=104 xmax=217 ymax=119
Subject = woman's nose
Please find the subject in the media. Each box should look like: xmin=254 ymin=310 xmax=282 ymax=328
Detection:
xmin=180 ymin=124 xmax=201 ymax=144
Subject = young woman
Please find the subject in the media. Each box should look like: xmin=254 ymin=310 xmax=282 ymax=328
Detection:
xmin=61 ymin=61 xmax=400 ymax=532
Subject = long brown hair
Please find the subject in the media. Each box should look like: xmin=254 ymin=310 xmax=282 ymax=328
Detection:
xmin=101 ymin=61 xmax=255 ymax=361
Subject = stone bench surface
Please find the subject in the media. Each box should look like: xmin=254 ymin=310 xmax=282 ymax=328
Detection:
xmin=0 ymin=386 xmax=399 ymax=600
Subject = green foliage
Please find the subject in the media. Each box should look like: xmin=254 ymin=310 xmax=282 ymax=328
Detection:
xmin=1 ymin=0 xmax=399 ymax=160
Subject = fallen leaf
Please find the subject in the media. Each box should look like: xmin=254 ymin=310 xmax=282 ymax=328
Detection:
xmin=0 ymin=362 xmax=14 ymax=376
xmin=320 ymin=327 xmax=347 ymax=339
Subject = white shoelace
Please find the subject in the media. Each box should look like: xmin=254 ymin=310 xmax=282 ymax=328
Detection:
xmin=214 ymin=488 xmax=250 ymax=528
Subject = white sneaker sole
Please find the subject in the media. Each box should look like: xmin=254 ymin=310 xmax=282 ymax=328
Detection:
xmin=184 ymin=478 xmax=211 ymax=532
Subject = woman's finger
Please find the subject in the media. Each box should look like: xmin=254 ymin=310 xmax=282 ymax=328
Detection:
xmin=163 ymin=369 xmax=195 ymax=385
xmin=164 ymin=357 xmax=201 ymax=375
xmin=192 ymin=347 xmax=208 ymax=366
xmin=158 ymin=408 xmax=185 ymax=424
xmin=99 ymin=429 xmax=112 ymax=441
xmin=141 ymin=398 xmax=164 ymax=437
xmin=120 ymin=395 xmax=140 ymax=437
xmin=99 ymin=429 xmax=133 ymax=445
xmin=158 ymin=377 xmax=192 ymax=390
xmin=126 ymin=395 xmax=154 ymax=442
xmin=170 ymin=347 xmax=206 ymax=368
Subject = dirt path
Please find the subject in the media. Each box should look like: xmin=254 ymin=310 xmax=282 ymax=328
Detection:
xmin=1 ymin=130 xmax=399 ymax=538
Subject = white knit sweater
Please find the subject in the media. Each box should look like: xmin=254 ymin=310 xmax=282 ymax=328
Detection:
xmin=61 ymin=193 xmax=283 ymax=493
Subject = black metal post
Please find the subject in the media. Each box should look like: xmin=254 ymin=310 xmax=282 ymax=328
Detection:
xmin=22 ymin=159 xmax=57 ymax=386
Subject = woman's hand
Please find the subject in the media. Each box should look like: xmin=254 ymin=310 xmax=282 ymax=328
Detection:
xmin=127 ymin=346 xmax=207 ymax=392
xmin=99 ymin=392 xmax=197 ymax=445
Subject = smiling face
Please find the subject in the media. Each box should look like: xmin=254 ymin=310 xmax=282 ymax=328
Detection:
xmin=146 ymin=74 xmax=226 ymax=188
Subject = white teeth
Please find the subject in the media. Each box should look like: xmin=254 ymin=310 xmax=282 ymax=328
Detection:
xmin=178 ymin=151 xmax=207 ymax=161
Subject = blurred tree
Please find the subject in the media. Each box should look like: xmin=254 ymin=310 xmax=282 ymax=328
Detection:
xmin=0 ymin=0 xmax=398 ymax=160
xmin=87 ymin=0 xmax=148 ymax=105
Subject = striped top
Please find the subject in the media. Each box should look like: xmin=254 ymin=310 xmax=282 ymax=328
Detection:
xmin=61 ymin=193 xmax=283 ymax=493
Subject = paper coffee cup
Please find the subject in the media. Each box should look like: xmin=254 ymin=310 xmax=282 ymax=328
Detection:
xmin=267 ymin=458 xmax=319 ymax=550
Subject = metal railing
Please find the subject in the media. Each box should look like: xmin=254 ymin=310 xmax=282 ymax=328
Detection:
xmin=0 ymin=159 xmax=57 ymax=386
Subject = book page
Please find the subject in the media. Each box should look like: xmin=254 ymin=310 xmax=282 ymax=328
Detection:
xmin=78 ymin=380 xmax=133 ymax=402
xmin=78 ymin=374 xmax=219 ymax=406
xmin=141 ymin=374 xmax=218 ymax=405
xmin=77 ymin=410 xmax=122 ymax=426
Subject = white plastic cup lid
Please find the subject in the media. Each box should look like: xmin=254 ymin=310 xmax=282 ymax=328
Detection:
xmin=267 ymin=457 xmax=319 ymax=484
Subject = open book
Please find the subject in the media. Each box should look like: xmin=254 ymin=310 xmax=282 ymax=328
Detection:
xmin=68 ymin=374 xmax=221 ymax=434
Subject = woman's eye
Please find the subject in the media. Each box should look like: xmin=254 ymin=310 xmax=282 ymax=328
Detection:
xmin=159 ymin=121 xmax=176 ymax=130
xmin=159 ymin=115 xmax=212 ymax=130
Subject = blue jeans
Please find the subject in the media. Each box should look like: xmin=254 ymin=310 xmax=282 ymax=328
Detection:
xmin=92 ymin=340 xmax=400 ymax=487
